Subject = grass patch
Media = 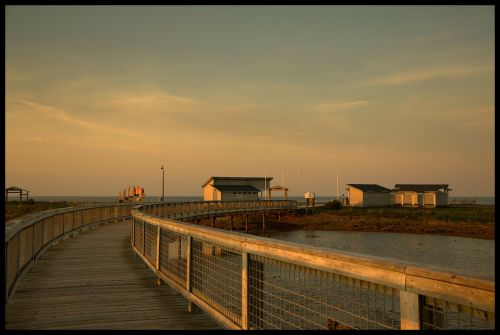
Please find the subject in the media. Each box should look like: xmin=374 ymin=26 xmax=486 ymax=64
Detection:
xmin=5 ymin=200 xmax=76 ymax=222
xmin=314 ymin=205 xmax=495 ymax=224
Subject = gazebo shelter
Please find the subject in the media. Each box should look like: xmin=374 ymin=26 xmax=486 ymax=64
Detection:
xmin=5 ymin=186 xmax=30 ymax=202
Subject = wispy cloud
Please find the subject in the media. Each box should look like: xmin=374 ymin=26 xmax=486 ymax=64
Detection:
xmin=367 ymin=64 xmax=493 ymax=86
xmin=19 ymin=100 xmax=139 ymax=138
xmin=312 ymin=100 xmax=369 ymax=113
xmin=106 ymin=89 xmax=199 ymax=115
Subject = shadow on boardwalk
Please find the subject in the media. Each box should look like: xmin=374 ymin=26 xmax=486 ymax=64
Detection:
xmin=5 ymin=220 xmax=221 ymax=330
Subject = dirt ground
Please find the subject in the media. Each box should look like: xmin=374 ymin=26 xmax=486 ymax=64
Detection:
xmin=199 ymin=210 xmax=495 ymax=240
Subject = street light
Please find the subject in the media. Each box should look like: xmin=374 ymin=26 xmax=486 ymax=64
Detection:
xmin=161 ymin=165 xmax=165 ymax=202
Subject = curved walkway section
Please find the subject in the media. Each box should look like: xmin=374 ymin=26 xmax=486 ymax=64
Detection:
xmin=5 ymin=220 xmax=220 ymax=330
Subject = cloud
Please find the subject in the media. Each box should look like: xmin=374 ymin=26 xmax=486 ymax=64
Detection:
xmin=367 ymin=64 xmax=493 ymax=86
xmin=108 ymin=91 xmax=198 ymax=112
xmin=18 ymin=100 xmax=139 ymax=138
xmin=312 ymin=100 xmax=369 ymax=113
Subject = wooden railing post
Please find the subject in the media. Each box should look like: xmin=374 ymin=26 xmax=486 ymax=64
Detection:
xmin=32 ymin=223 xmax=36 ymax=261
xmin=400 ymin=291 xmax=421 ymax=329
xmin=241 ymin=252 xmax=249 ymax=329
xmin=156 ymin=225 xmax=161 ymax=285
xmin=142 ymin=219 xmax=146 ymax=255
xmin=16 ymin=233 xmax=21 ymax=277
xmin=156 ymin=225 xmax=161 ymax=271
xmin=186 ymin=236 xmax=192 ymax=312
xmin=131 ymin=217 xmax=135 ymax=247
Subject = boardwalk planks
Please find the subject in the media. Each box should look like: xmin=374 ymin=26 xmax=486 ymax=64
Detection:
xmin=5 ymin=220 xmax=221 ymax=330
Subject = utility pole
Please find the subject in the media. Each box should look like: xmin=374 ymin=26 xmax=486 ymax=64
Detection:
xmin=161 ymin=165 xmax=165 ymax=202
xmin=300 ymin=169 xmax=303 ymax=196
xmin=336 ymin=168 xmax=339 ymax=202
xmin=264 ymin=168 xmax=267 ymax=200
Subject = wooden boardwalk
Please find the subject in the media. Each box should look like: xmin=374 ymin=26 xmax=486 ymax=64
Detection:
xmin=5 ymin=220 xmax=221 ymax=330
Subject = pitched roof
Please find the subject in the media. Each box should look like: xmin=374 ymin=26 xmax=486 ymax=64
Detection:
xmin=347 ymin=184 xmax=391 ymax=193
xmin=394 ymin=184 xmax=450 ymax=192
xmin=6 ymin=186 xmax=29 ymax=192
xmin=212 ymin=185 xmax=260 ymax=192
xmin=202 ymin=176 xmax=273 ymax=188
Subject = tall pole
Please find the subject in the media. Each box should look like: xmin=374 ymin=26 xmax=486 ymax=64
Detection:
xmin=161 ymin=165 xmax=165 ymax=202
xmin=336 ymin=168 xmax=339 ymax=202
xmin=264 ymin=168 xmax=267 ymax=200
xmin=300 ymin=169 xmax=303 ymax=196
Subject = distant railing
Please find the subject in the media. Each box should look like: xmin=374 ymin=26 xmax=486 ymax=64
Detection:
xmin=138 ymin=200 xmax=297 ymax=220
xmin=132 ymin=201 xmax=495 ymax=330
xmin=4 ymin=204 xmax=132 ymax=302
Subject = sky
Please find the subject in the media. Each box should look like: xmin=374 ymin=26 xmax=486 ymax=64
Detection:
xmin=5 ymin=5 xmax=495 ymax=197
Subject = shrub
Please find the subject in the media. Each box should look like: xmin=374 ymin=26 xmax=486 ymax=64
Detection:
xmin=323 ymin=200 xmax=342 ymax=210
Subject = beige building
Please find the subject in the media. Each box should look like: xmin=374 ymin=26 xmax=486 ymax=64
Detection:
xmin=346 ymin=184 xmax=392 ymax=207
xmin=393 ymin=184 xmax=451 ymax=207
xmin=202 ymin=176 xmax=273 ymax=201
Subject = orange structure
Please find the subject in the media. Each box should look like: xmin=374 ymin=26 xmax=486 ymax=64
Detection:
xmin=119 ymin=185 xmax=145 ymax=203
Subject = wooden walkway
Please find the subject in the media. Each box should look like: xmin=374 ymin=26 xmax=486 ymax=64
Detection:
xmin=5 ymin=220 xmax=221 ymax=330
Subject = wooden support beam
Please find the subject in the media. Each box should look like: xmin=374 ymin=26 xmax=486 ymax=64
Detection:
xmin=245 ymin=214 xmax=249 ymax=234
xmin=241 ymin=252 xmax=248 ymax=329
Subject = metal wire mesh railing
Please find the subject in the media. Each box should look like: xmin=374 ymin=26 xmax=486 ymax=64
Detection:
xmin=141 ymin=200 xmax=297 ymax=220
xmin=159 ymin=229 xmax=187 ymax=288
xmin=421 ymin=296 xmax=495 ymax=330
xmin=247 ymin=255 xmax=400 ymax=330
xmin=144 ymin=222 xmax=157 ymax=265
xmin=6 ymin=200 xmax=494 ymax=331
xmin=5 ymin=204 xmax=132 ymax=302
xmin=131 ymin=201 xmax=495 ymax=330
xmin=191 ymin=239 xmax=242 ymax=326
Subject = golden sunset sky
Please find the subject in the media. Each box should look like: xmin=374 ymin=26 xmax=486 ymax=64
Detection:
xmin=6 ymin=6 xmax=494 ymax=197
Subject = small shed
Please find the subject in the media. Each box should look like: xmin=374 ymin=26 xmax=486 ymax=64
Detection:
xmin=202 ymin=176 xmax=273 ymax=201
xmin=346 ymin=184 xmax=392 ymax=207
xmin=393 ymin=184 xmax=451 ymax=207
xmin=5 ymin=186 xmax=30 ymax=202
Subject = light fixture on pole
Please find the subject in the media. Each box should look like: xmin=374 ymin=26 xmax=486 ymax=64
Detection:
xmin=161 ymin=165 xmax=165 ymax=202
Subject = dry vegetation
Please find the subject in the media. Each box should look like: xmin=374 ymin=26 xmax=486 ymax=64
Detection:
xmin=5 ymin=200 xmax=76 ymax=222
xmin=198 ymin=205 xmax=495 ymax=240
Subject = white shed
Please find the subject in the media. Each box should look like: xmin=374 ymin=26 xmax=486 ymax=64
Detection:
xmin=393 ymin=184 xmax=451 ymax=207
xmin=202 ymin=176 xmax=273 ymax=201
xmin=346 ymin=184 xmax=392 ymax=207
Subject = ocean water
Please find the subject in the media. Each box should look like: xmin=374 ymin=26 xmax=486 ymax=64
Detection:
xmin=29 ymin=195 xmax=495 ymax=205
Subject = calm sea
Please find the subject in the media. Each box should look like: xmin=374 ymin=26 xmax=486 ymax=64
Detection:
xmin=29 ymin=195 xmax=495 ymax=205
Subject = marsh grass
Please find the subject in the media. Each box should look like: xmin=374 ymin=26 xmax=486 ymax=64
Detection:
xmin=5 ymin=200 xmax=76 ymax=222
xmin=312 ymin=205 xmax=495 ymax=224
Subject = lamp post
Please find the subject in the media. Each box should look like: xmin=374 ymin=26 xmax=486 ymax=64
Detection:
xmin=161 ymin=165 xmax=165 ymax=202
